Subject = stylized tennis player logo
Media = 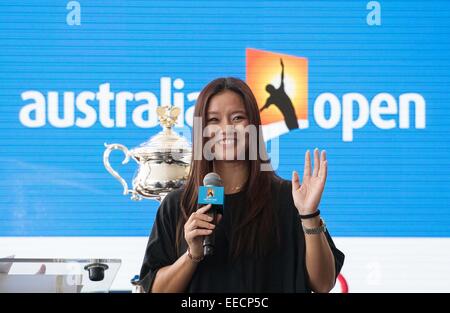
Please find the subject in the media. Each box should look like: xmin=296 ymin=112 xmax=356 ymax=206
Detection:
xmin=206 ymin=188 xmax=214 ymax=198
xmin=260 ymin=58 xmax=299 ymax=130
xmin=246 ymin=48 xmax=308 ymax=140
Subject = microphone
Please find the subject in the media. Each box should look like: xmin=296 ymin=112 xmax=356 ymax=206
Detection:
xmin=199 ymin=172 xmax=224 ymax=257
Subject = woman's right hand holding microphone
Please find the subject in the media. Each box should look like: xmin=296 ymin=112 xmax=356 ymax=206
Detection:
xmin=184 ymin=204 xmax=221 ymax=261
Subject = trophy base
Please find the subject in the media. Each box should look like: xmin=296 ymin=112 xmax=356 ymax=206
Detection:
xmin=132 ymin=179 xmax=186 ymax=202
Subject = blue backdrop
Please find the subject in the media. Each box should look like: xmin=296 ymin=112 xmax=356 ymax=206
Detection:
xmin=0 ymin=0 xmax=449 ymax=237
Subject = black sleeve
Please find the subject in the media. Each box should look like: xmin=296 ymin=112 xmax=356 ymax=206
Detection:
xmin=138 ymin=192 xmax=180 ymax=293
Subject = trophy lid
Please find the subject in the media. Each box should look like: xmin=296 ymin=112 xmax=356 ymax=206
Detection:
xmin=130 ymin=106 xmax=191 ymax=161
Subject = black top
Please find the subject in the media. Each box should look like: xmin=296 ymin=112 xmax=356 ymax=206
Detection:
xmin=138 ymin=179 xmax=344 ymax=293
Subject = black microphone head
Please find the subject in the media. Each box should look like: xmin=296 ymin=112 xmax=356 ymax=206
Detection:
xmin=203 ymin=172 xmax=223 ymax=187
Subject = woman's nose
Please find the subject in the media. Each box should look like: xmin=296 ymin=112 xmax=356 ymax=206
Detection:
xmin=219 ymin=119 xmax=233 ymax=132
xmin=220 ymin=127 xmax=236 ymax=139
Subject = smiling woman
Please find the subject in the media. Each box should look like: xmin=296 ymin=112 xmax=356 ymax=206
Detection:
xmin=138 ymin=77 xmax=344 ymax=293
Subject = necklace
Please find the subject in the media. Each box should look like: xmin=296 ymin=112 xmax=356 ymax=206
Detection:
xmin=232 ymin=185 xmax=242 ymax=191
xmin=230 ymin=182 xmax=246 ymax=192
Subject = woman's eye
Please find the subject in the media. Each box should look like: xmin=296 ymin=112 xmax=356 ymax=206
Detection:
xmin=208 ymin=118 xmax=218 ymax=123
xmin=233 ymin=116 xmax=245 ymax=122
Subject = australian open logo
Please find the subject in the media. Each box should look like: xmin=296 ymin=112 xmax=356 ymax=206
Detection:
xmin=18 ymin=48 xmax=426 ymax=143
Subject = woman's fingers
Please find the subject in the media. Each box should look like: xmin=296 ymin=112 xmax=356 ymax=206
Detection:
xmin=292 ymin=170 xmax=301 ymax=191
xmin=196 ymin=204 xmax=212 ymax=214
xmin=321 ymin=149 xmax=327 ymax=162
xmin=184 ymin=204 xmax=216 ymax=242
xmin=319 ymin=160 xmax=328 ymax=182
xmin=304 ymin=150 xmax=311 ymax=177
xmin=319 ymin=150 xmax=327 ymax=180
xmin=184 ymin=204 xmax=218 ymax=248
xmin=304 ymin=148 xmax=327 ymax=178
xmin=190 ymin=212 xmax=213 ymax=223
xmin=189 ymin=229 xmax=213 ymax=238
xmin=185 ymin=228 xmax=213 ymax=241
xmin=188 ymin=219 xmax=216 ymax=231
xmin=312 ymin=148 xmax=320 ymax=177
xmin=186 ymin=204 xmax=212 ymax=223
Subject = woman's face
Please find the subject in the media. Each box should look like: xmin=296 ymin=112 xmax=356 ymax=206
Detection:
xmin=205 ymin=90 xmax=250 ymax=161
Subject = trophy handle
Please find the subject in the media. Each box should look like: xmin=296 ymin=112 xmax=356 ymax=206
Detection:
xmin=103 ymin=143 xmax=131 ymax=195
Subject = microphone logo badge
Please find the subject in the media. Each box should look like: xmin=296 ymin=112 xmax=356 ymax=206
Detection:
xmin=198 ymin=186 xmax=224 ymax=206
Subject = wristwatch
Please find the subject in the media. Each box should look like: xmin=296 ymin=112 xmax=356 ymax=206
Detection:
xmin=302 ymin=218 xmax=327 ymax=235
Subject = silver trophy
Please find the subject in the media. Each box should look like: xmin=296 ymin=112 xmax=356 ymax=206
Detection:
xmin=103 ymin=106 xmax=191 ymax=202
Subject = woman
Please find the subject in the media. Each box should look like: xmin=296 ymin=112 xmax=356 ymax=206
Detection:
xmin=138 ymin=77 xmax=344 ymax=293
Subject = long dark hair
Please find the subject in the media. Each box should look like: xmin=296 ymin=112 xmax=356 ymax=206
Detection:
xmin=176 ymin=77 xmax=282 ymax=260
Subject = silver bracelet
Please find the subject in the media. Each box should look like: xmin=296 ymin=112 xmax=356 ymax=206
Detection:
xmin=302 ymin=218 xmax=327 ymax=235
